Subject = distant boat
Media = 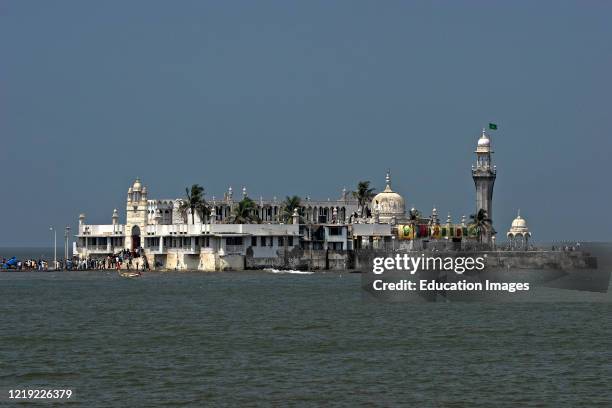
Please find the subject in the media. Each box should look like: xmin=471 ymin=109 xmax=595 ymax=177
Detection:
xmin=118 ymin=270 xmax=141 ymax=279
xmin=264 ymin=268 xmax=314 ymax=275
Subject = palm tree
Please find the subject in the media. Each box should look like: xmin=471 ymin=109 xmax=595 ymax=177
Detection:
xmin=231 ymin=196 xmax=260 ymax=224
xmin=352 ymin=181 xmax=376 ymax=218
xmin=179 ymin=184 xmax=209 ymax=224
xmin=281 ymin=195 xmax=302 ymax=223
xmin=469 ymin=209 xmax=492 ymax=243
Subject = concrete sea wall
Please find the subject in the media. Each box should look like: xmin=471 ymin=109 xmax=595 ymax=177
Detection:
xmin=105 ymin=247 xmax=599 ymax=273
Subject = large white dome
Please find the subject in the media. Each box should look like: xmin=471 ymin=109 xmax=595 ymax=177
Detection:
xmin=371 ymin=171 xmax=405 ymax=223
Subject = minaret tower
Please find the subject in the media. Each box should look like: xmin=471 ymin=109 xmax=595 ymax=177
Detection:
xmin=125 ymin=177 xmax=148 ymax=250
xmin=472 ymin=129 xmax=496 ymax=241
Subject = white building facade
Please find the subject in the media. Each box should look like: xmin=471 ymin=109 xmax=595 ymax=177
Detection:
xmin=75 ymin=129 xmax=517 ymax=270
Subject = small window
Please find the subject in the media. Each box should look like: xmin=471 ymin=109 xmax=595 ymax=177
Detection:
xmin=261 ymin=237 xmax=266 ymax=246
xmin=278 ymin=237 xmax=284 ymax=246
xmin=226 ymin=237 xmax=243 ymax=246
xmin=329 ymin=227 xmax=342 ymax=236
xmin=251 ymin=236 xmax=257 ymax=247
xmin=330 ymin=242 xmax=343 ymax=250
xmin=288 ymin=237 xmax=293 ymax=246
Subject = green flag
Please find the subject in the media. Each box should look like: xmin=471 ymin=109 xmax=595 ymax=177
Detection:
xmin=489 ymin=123 xmax=498 ymax=130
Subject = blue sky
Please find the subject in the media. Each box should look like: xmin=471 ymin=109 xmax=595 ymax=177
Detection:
xmin=1 ymin=1 xmax=611 ymax=245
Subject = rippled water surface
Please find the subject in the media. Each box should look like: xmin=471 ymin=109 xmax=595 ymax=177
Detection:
xmin=1 ymin=270 xmax=610 ymax=407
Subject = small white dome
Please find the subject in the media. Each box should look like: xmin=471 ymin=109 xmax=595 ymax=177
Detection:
xmin=477 ymin=128 xmax=491 ymax=147
xmin=478 ymin=135 xmax=490 ymax=147
xmin=132 ymin=177 xmax=142 ymax=191
xmin=508 ymin=210 xmax=530 ymax=237
xmin=511 ymin=215 xmax=527 ymax=229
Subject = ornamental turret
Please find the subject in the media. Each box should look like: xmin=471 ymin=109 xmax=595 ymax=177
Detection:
xmin=292 ymin=208 xmax=300 ymax=225
xmin=472 ymin=129 xmax=496 ymax=244
xmin=507 ymin=210 xmax=531 ymax=250
xmin=112 ymin=208 xmax=120 ymax=234
xmin=430 ymin=207 xmax=440 ymax=226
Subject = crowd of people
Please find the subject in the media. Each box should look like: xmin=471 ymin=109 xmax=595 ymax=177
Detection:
xmin=1 ymin=248 xmax=149 ymax=272
xmin=73 ymin=248 xmax=150 ymax=271
xmin=1 ymin=258 xmax=55 ymax=271
xmin=76 ymin=249 xmax=150 ymax=271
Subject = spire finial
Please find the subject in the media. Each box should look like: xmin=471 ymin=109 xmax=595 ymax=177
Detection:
xmin=385 ymin=169 xmax=391 ymax=187
xmin=517 ymin=208 xmax=521 ymax=217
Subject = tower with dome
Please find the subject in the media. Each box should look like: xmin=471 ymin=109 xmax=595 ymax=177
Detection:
xmin=126 ymin=177 xmax=148 ymax=250
xmin=472 ymin=129 xmax=497 ymax=244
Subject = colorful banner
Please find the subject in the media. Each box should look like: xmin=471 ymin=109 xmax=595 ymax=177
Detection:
xmin=417 ymin=224 xmax=429 ymax=238
xmin=455 ymin=226 xmax=463 ymax=238
xmin=430 ymin=225 xmax=441 ymax=239
xmin=399 ymin=224 xmax=472 ymax=240
xmin=397 ymin=224 xmax=415 ymax=240
xmin=467 ymin=224 xmax=480 ymax=238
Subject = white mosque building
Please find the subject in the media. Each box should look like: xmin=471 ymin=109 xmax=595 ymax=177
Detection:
xmin=75 ymin=128 xmax=531 ymax=270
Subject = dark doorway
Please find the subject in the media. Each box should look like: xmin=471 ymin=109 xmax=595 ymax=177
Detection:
xmin=131 ymin=225 xmax=141 ymax=250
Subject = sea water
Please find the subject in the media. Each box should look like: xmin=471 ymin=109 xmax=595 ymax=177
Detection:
xmin=0 ymin=250 xmax=610 ymax=406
